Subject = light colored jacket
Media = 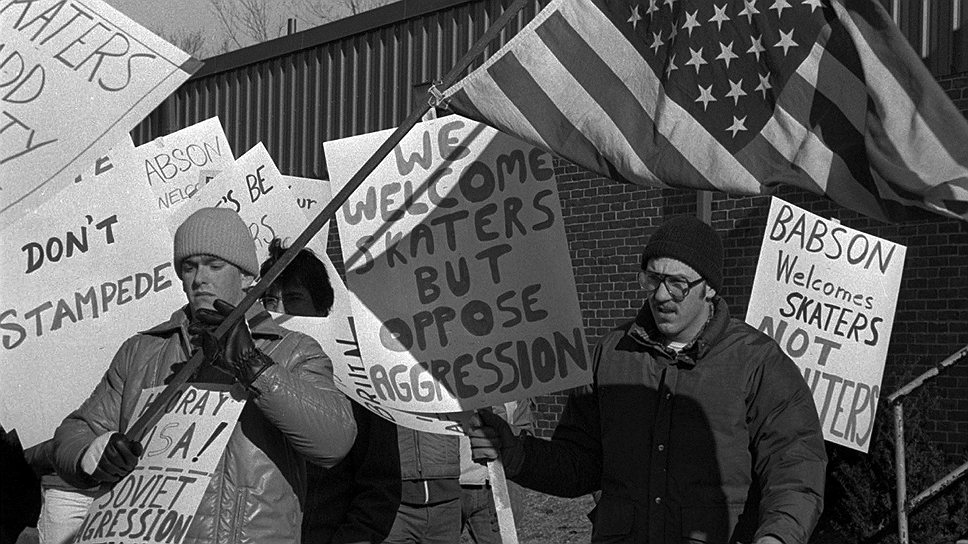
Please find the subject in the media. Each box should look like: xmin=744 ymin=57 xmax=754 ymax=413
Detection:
xmin=53 ymin=306 xmax=357 ymax=544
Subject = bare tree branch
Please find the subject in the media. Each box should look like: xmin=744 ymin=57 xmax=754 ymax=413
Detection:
xmin=296 ymin=0 xmax=392 ymax=25
xmin=160 ymin=28 xmax=208 ymax=58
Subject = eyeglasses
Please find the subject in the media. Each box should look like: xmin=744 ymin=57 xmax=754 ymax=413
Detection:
xmin=641 ymin=272 xmax=705 ymax=302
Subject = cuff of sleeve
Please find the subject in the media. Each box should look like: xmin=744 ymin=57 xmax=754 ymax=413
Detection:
xmin=80 ymin=432 xmax=114 ymax=476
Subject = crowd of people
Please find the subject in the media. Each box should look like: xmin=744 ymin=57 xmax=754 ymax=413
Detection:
xmin=1 ymin=209 xmax=826 ymax=544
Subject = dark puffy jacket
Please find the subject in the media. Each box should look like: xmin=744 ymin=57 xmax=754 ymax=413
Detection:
xmin=53 ymin=306 xmax=357 ymax=544
xmin=512 ymin=298 xmax=826 ymax=544
xmin=397 ymin=429 xmax=460 ymax=482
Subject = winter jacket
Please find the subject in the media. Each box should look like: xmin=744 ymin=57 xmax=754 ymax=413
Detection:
xmin=511 ymin=298 xmax=827 ymax=544
xmin=53 ymin=306 xmax=357 ymax=544
xmin=397 ymin=430 xmax=460 ymax=482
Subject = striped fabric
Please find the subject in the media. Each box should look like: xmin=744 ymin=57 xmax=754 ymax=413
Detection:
xmin=442 ymin=0 xmax=968 ymax=223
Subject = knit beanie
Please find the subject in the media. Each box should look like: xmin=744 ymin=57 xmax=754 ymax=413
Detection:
xmin=173 ymin=208 xmax=258 ymax=277
xmin=640 ymin=215 xmax=723 ymax=292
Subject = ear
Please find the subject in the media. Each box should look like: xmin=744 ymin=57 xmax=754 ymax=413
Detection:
xmin=704 ymin=283 xmax=717 ymax=300
xmin=637 ymin=270 xmax=648 ymax=289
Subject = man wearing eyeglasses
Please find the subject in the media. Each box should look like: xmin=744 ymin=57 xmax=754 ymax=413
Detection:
xmin=466 ymin=215 xmax=826 ymax=544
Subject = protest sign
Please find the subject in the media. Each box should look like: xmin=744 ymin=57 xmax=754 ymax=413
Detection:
xmin=284 ymin=175 xmax=333 ymax=253
xmin=325 ymin=115 xmax=591 ymax=413
xmin=272 ymin=309 xmax=467 ymax=435
xmin=165 ymin=143 xmax=327 ymax=264
xmin=73 ymin=135 xmax=135 ymax=185
xmin=0 ymin=171 xmax=183 ymax=447
xmin=74 ymin=384 xmax=245 ymax=544
xmin=0 ymin=0 xmax=201 ymax=228
xmin=126 ymin=118 xmax=235 ymax=212
xmin=745 ymin=197 xmax=905 ymax=452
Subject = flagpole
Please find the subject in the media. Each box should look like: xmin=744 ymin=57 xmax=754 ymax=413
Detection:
xmin=125 ymin=0 xmax=532 ymax=443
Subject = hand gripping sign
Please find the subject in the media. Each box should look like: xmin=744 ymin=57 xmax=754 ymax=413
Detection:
xmin=0 ymin=0 xmax=201 ymax=228
xmin=325 ymin=115 xmax=592 ymax=414
xmin=745 ymin=197 xmax=906 ymax=452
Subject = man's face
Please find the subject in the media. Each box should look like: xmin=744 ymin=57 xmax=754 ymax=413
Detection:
xmin=263 ymin=281 xmax=319 ymax=317
xmin=180 ymin=255 xmax=252 ymax=314
xmin=641 ymin=257 xmax=715 ymax=344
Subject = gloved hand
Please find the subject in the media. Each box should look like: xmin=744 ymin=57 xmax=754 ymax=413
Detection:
xmin=92 ymin=433 xmax=143 ymax=483
xmin=189 ymin=299 xmax=274 ymax=391
xmin=464 ymin=409 xmax=526 ymax=476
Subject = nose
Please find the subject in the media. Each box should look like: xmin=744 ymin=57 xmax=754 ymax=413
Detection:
xmin=652 ymin=279 xmax=674 ymax=302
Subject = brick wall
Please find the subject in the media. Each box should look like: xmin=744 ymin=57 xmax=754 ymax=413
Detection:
xmin=530 ymin=72 xmax=968 ymax=460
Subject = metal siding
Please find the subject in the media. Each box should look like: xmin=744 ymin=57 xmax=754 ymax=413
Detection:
xmin=132 ymin=0 xmax=962 ymax=175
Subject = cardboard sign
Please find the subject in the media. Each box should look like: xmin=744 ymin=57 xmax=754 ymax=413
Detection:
xmin=165 ymin=143 xmax=327 ymax=264
xmin=272 ymin=310 xmax=467 ymax=435
xmin=284 ymin=175 xmax=333 ymax=253
xmin=0 ymin=172 xmax=184 ymax=447
xmin=745 ymin=197 xmax=906 ymax=452
xmin=325 ymin=115 xmax=591 ymax=413
xmin=74 ymin=384 xmax=246 ymax=544
xmin=126 ymin=118 xmax=235 ymax=212
xmin=73 ymin=135 xmax=135 ymax=185
xmin=0 ymin=0 xmax=201 ymax=227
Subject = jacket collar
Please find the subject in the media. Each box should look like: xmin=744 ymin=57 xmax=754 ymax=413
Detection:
xmin=141 ymin=303 xmax=285 ymax=340
xmin=626 ymin=297 xmax=731 ymax=365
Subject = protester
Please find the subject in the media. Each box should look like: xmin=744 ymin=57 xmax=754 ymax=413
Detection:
xmin=52 ymin=207 xmax=356 ymax=544
xmin=260 ymin=239 xmax=401 ymax=544
xmin=23 ymin=438 xmax=102 ymax=544
xmin=459 ymin=400 xmax=535 ymax=544
xmin=0 ymin=425 xmax=41 ymax=544
xmin=466 ymin=215 xmax=827 ymax=544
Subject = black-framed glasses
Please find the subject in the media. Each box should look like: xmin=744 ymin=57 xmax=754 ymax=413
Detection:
xmin=641 ymin=272 xmax=705 ymax=302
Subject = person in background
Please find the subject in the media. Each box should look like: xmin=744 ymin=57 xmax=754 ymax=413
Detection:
xmin=459 ymin=400 xmax=536 ymax=543
xmin=260 ymin=239 xmax=401 ymax=544
xmin=52 ymin=208 xmax=356 ymax=544
xmin=466 ymin=215 xmax=827 ymax=544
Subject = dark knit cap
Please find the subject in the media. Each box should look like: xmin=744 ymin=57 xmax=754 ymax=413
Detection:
xmin=173 ymin=208 xmax=258 ymax=276
xmin=640 ymin=215 xmax=723 ymax=291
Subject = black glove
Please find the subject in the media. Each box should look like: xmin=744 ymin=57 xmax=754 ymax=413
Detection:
xmin=189 ymin=299 xmax=274 ymax=393
xmin=464 ymin=409 xmax=526 ymax=476
xmin=92 ymin=433 xmax=143 ymax=483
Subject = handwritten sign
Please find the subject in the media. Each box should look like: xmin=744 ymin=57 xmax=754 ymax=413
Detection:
xmin=283 ymin=175 xmax=333 ymax=253
xmin=0 ymin=0 xmax=201 ymax=227
xmin=125 ymin=118 xmax=234 ymax=212
xmin=0 ymin=171 xmax=183 ymax=447
xmin=165 ymin=143 xmax=327 ymax=264
xmin=325 ymin=115 xmax=591 ymax=413
xmin=74 ymin=384 xmax=245 ymax=544
xmin=73 ymin=135 xmax=135 ymax=185
xmin=745 ymin=197 xmax=905 ymax=452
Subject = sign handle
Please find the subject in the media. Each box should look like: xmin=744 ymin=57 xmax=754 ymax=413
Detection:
xmin=124 ymin=0 xmax=531 ymax=443
xmin=488 ymin=459 xmax=520 ymax=544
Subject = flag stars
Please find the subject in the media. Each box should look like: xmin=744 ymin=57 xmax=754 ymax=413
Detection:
xmin=666 ymin=53 xmax=679 ymax=77
xmin=747 ymin=35 xmax=766 ymax=61
xmin=801 ymin=0 xmax=823 ymax=13
xmin=709 ymin=4 xmax=731 ymax=31
xmin=725 ymin=78 xmax=747 ymax=105
xmin=696 ymin=84 xmax=717 ymax=111
xmin=682 ymin=10 xmax=701 ymax=37
xmin=726 ymin=116 xmax=748 ymax=137
xmin=738 ymin=0 xmax=760 ymax=24
xmin=716 ymin=41 xmax=739 ymax=69
xmin=775 ymin=28 xmax=798 ymax=55
xmin=756 ymin=72 xmax=773 ymax=98
xmin=650 ymin=31 xmax=665 ymax=54
xmin=771 ymin=0 xmax=792 ymax=18
xmin=668 ymin=21 xmax=678 ymax=41
xmin=627 ymin=4 xmax=643 ymax=29
xmin=664 ymin=0 xmax=678 ymax=10
xmin=685 ymin=47 xmax=708 ymax=74
xmin=646 ymin=0 xmax=659 ymax=16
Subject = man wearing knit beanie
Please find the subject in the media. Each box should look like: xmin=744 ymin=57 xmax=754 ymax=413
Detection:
xmin=467 ymin=215 xmax=826 ymax=544
xmin=53 ymin=207 xmax=356 ymax=544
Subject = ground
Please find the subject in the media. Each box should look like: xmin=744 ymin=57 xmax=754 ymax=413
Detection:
xmin=462 ymin=488 xmax=595 ymax=544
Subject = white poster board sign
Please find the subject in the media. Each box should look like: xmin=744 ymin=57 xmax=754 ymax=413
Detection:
xmin=325 ymin=115 xmax=591 ymax=413
xmin=0 ymin=0 xmax=201 ymax=227
xmin=0 ymin=174 xmax=183 ymax=447
xmin=284 ymin=175 xmax=333 ymax=253
xmin=126 ymin=118 xmax=234 ymax=212
xmin=745 ymin=197 xmax=905 ymax=452
xmin=74 ymin=384 xmax=245 ymax=544
xmin=166 ymin=143 xmax=326 ymax=264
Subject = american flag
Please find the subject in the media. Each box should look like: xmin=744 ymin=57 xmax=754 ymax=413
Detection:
xmin=442 ymin=0 xmax=968 ymax=223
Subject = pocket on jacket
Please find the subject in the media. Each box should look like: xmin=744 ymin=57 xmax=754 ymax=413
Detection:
xmin=235 ymin=486 xmax=299 ymax=544
xmin=589 ymin=496 xmax=634 ymax=543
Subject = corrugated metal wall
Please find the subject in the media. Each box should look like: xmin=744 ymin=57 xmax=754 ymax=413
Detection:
xmin=132 ymin=0 xmax=544 ymax=178
xmin=132 ymin=0 xmax=967 ymax=178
